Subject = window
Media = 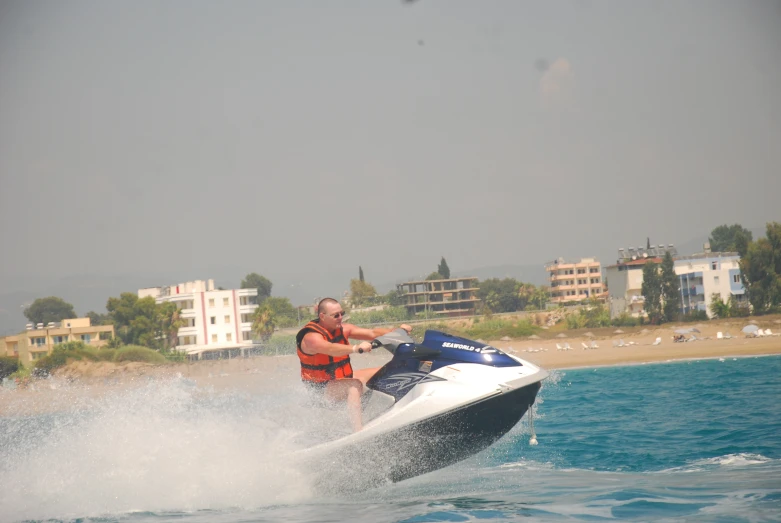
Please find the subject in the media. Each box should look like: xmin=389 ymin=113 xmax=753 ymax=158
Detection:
xmin=81 ymin=334 xmax=91 ymax=343
xmin=711 ymin=261 xmax=718 ymax=270
xmin=714 ymin=276 xmax=719 ymax=284
xmin=211 ymin=334 xmax=217 ymax=343
xmin=210 ymin=316 xmax=216 ymax=325
xmin=224 ymin=315 xmax=231 ymax=324
xmin=242 ymin=331 xmax=252 ymax=341
xmin=226 ymin=333 xmax=232 ymax=342
xmin=223 ymin=297 xmax=229 ymax=307
xmin=733 ymin=274 xmax=740 ymax=283
xmin=209 ymin=298 xmax=215 ymax=307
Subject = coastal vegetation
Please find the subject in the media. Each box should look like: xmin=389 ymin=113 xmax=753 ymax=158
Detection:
xmin=739 ymin=222 xmax=781 ymax=315
xmin=641 ymin=251 xmax=681 ymax=325
xmin=32 ymin=342 xmax=168 ymax=376
xmin=0 ymin=355 xmax=20 ymax=380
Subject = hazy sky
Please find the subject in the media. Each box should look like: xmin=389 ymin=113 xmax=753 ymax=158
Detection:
xmin=1 ymin=0 xmax=780 ymax=296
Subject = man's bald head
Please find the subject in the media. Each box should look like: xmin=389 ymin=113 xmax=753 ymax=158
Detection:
xmin=317 ymin=298 xmax=340 ymax=314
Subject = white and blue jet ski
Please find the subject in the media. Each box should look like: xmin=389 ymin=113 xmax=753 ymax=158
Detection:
xmin=296 ymin=328 xmax=548 ymax=491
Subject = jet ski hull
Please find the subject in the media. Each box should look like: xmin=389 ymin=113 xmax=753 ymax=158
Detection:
xmin=310 ymin=380 xmax=542 ymax=492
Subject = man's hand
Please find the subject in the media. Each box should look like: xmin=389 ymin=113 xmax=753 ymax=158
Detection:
xmin=399 ymin=324 xmax=412 ymax=334
xmin=354 ymin=341 xmax=372 ymax=353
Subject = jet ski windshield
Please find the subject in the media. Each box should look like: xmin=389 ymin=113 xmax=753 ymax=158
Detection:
xmin=372 ymin=328 xmax=415 ymax=354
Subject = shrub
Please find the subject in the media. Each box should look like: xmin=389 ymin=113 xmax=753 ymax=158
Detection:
xmin=33 ymin=342 xmax=100 ymax=376
xmin=96 ymin=349 xmax=117 ymax=361
xmin=611 ymin=314 xmax=640 ymax=327
xmin=464 ymin=318 xmax=538 ymax=340
xmin=113 ymin=345 xmax=167 ymax=364
xmin=348 ymin=306 xmax=411 ymax=326
xmin=34 ymin=350 xmax=70 ymax=376
xmin=0 ymin=356 xmax=21 ymax=380
xmin=680 ymin=310 xmax=709 ymax=322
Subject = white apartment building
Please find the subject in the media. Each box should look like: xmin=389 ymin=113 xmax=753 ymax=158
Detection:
xmin=138 ymin=279 xmax=259 ymax=357
xmin=605 ymin=247 xmax=746 ymax=319
xmin=675 ymin=253 xmax=746 ymax=316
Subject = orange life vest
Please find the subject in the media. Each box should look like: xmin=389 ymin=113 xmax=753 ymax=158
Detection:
xmin=296 ymin=320 xmax=354 ymax=383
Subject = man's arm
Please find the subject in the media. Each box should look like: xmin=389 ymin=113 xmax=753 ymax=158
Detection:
xmin=300 ymin=332 xmax=369 ymax=356
xmin=343 ymin=323 xmax=412 ymax=341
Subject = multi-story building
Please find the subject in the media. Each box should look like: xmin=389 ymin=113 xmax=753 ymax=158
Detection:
xmin=545 ymin=257 xmax=606 ymax=304
xmin=138 ymin=279 xmax=259 ymax=357
xmin=397 ymin=277 xmax=480 ymax=317
xmin=674 ymin=253 xmax=746 ymax=315
xmin=1 ymin=318 xmax=115 ymax=365
xmin=605 ymin=244 xmax=746 ymax=318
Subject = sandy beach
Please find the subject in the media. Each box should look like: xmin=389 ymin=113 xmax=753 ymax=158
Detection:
xmin=492 ymin=329 xmax=781 ymax=370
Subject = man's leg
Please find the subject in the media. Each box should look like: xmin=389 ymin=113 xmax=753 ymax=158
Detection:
xmin=352 ymin=367 xmax=381 ymax=387
xmin=325 ymin=378 xmax=364 ymax=432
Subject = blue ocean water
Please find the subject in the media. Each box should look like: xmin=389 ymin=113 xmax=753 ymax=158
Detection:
xmin=1 ymin=355 xmax=780 ymax=522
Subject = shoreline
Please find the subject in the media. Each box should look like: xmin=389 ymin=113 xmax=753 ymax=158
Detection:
xmin=2 ymin=324 xmax=779 ymax=416
xmin=490 ymin=330 xmax=781 ymax=371
xmin=550 ymin=352 xmax=781 ymax=372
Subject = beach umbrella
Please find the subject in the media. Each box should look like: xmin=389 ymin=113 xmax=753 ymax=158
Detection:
xmin=742 ymin=324 xmax=759 ymax=334
xmin=584 ymin=332 xmax=595 ymax=338
xmin=500 ymin=336 xmax=512 ymax=341
xmin=690 ymin=328 xmax=701 ymax=333
xmin=674 ymin=328 xmax=691 ymax=335
xmin=528 ymin=335 xmax=541 ymax=340
xmin=556 ymin=333 xmax=568 ymax=338
xmin=613 ymin=329 xmax=624 ymax=334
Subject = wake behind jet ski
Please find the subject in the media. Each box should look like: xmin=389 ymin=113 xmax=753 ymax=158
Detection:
xmin=295 ymin=328 xmax=548 ymax=492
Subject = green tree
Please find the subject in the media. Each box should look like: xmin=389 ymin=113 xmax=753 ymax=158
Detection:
xmin=241 ymin=273 xmax=272 ymax=303
xmin=709 ymin=293 xmax=731 ymax=319
xmin=739 ymin=222 xmax=781 ymax=314
xmin=641 ymin=261 xmax=663 ymax=324
xmin=529 ymin=286 xmax=549 ymax=310
xmin=383 ymin=289 xmax=405 ymax=307
xmin=264 ymin=296 xmax=299 ymax=327
xmin=709 ymin=224 xmax=753 ymax=255
xmin=425 ymin=272 xmax=443 ymax=281
xmin=252 ymin=304 xmax=276 ymax=342
xmin=661 ymin=251 xmax=681 ymax=322
xmin=157 ymin=301 xmax=185 ymax=349
xmin=86 ymin=310 xmax=111 ymax=326
xmin=106 ymin=293 xmax=162 ymax=348
xmin=476 ymin=278 xmax=522 ymax=313
xmin=359 ymin=266 xmax=365 ymax=283
xmin=438 ymin=257 xmax=451 ymax=279
xmin=350 ymin=279 xmax=378 ymax=307
xmin=23 ymin=297 xmax=77 ymax=326
xmin=483 ymin=291 xmax=500 ymax=316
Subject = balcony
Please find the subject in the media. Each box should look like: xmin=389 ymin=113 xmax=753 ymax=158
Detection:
xmin=177 ymin=326 xmax=199 ymax=337
xmin=239 ymin=303 xmax=258 ymax=315
xmin=179 ymin=309 xmax=196 ymax=319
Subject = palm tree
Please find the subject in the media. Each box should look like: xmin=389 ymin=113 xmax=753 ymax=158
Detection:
xmin=252 ymin=305 xmax=276 ymax=343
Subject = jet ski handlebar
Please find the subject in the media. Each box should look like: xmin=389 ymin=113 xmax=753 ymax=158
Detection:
xmin=370 ymin=328 xmax=415 ymax=354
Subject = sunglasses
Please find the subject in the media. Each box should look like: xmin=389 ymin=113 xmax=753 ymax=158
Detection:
xmin=326 ymin=311 xmax=346 ymax=318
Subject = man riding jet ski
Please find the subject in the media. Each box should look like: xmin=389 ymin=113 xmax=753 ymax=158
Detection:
xmin=295 ymin=328 xmax=548 ymax=492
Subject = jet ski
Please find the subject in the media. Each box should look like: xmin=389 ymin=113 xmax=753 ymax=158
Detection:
xmin=295 ymin=328 xmax=548 ymax=492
